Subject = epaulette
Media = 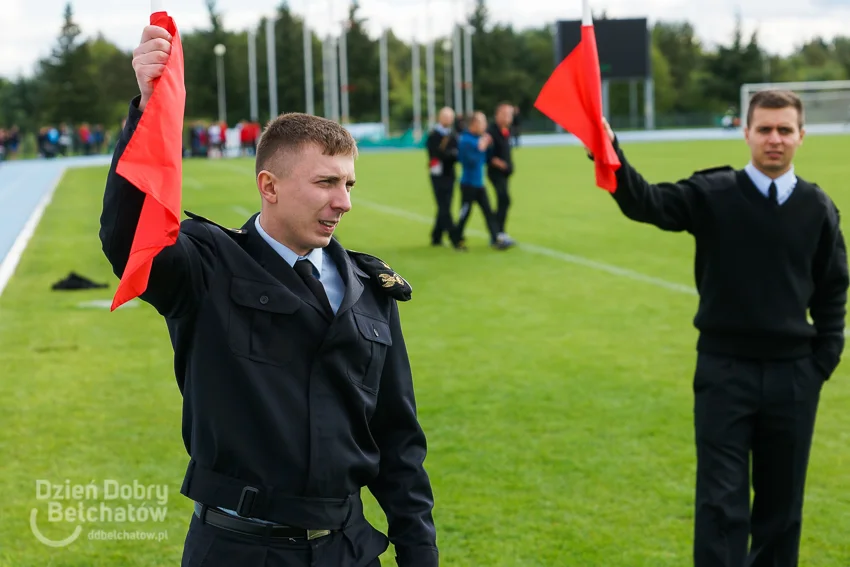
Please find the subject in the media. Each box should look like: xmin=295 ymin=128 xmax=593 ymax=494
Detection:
xmin=693 ymin=165 xmax=734 ymax=176
xmin=347 ymin=251 xmax=412 ymax=301
xmin=184 ymin=210 xmax=247 ymax=235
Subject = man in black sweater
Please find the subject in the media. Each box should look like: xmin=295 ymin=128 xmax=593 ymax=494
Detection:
xmin=595 ymin=90 xmax=848 ymax=567
xmin=487 ymin=102 xmax=516 ymax=244
xmin=425 ymin=107 xmax=458 ymax=246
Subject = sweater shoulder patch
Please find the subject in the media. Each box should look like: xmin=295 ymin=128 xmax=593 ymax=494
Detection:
xmin=347 ymin=250 xmax=412 ymax=302
xmin=691 ymin=165 xmax=736 ymax=190
xmin=693 ymin=165 xmax=734 ymax=176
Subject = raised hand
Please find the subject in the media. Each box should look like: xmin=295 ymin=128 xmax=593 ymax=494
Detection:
xmin=132 ymin=25 xmax=173 ymax=112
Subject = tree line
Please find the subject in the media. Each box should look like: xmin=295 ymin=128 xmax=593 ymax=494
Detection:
xmin=1 ymin=0 xmax=849 ymax=138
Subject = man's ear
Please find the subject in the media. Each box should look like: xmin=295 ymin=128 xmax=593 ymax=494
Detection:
xmin=257 ymin=170 xmax=279 ymax=204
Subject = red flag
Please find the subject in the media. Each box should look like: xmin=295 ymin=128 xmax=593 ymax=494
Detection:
xmin=533 ymin=15 xmax=620 ymax=192
xmin=112 ymin=9 xmax=185 ymax=310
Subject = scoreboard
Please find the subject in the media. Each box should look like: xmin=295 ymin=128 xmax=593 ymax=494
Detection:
xmin=555 ymin=18 xmax=651 ymax=80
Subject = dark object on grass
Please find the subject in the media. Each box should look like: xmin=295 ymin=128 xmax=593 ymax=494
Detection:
xmin=51 ymin=272 xmax=109 ymax=290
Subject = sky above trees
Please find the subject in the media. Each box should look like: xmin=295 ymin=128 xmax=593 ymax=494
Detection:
xmin=2 ymin=0 xmax=849 ymax=77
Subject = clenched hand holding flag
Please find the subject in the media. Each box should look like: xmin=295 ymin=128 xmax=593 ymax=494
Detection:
xmin=111 ymin=0 xmax=186 ymax=310
xmin=533 ymin=0 xmax=620 ymax=192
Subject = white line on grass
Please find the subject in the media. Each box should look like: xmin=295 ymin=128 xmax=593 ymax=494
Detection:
xmin=0 ymin=169 xmax=65 ymax=298
xmin=354 ymin=199 xmax=850 ymax=336
xmin=232 ymin=206 xmax=253 ymax=218
xmin=353 ymin=198 xmax=699 ymax=296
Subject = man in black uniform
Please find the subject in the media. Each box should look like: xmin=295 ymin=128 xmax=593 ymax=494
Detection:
xmin=510 ymin=106 xmax=521 ymax=147
xmin=591 ymin=90 xmax=847 ymax=567
xmin=100 ymin=24 xmax=438 ymax=567
xmin=486 ymin=102 xmax=516 ymax=245
xmin=425 ymin=106 xmax=458 ymax=246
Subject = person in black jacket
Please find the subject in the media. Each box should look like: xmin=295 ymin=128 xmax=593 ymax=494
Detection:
xmin=99 ymin=24 xmax=438 ymax=567
xmin=591 ymin=89 xmax=848 ymax=567
xmin=425 ymin=107 xmax=458 ymax=246
xmin=510 ymin=105 xmax=521 ymax=147
xmin=487 ymin=102 xmax=516 ymax=244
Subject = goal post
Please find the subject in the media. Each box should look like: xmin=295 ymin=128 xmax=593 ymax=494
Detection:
xmin=740 ymin=80 xmax=850 ymax=128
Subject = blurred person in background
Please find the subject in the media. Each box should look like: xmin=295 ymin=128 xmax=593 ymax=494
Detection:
xmin=487 ymin=102 xmax=517 ymax=246
xmin=510 ymin=105 xmax=521 ymax=147
xmin=240 ymin=119 xmax=260 ymax=156
xmin=78 ymin=123 xmax=92 ymax=155
xmin=425 ymin=106 xmax=459 ymax=247
xmin=208 ymin=121 xmax=222 ymax=158
xmin=6 ymin=126 xmax=20 ymax=159
xmin=451 ymin=111 xmax=512 ymax=251
xmin=93 ymin=124 xmax=105 ymax=153
xmin=39 ymin=126 xmax=59 ymax=158
xmin=58 ymin=123 xmax=72 ymax=156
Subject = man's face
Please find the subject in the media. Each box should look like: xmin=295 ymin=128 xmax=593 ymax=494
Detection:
xmin=439 ymin=109 xmax=455 ymax=127
xmin=469 ymin=115 xmax=486 ymax=135
xmin=744 ymin=106 xmax=804 ymax=176
xmin=495 ymin=105 xmax=513 ymax=127
xmin=258 ymin=143 xmax=354 ymax=255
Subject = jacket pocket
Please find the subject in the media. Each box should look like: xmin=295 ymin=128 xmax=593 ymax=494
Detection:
xmin=349 ymin=311 xmax=392 ymax=393
xmin=228 ymin=276 xmax=301 ymax=366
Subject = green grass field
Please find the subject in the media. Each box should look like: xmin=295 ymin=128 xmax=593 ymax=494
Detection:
xmin=2 ymin=136 xmax=850 ymax=566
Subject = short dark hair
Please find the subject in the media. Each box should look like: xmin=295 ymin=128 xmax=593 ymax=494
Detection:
xmin=747 ymin=90 xmax=804 ymax=129
xmin=255 ymin=113 xmax=358 ymax=177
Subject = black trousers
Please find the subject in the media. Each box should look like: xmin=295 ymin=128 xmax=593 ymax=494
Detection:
xmin=488 ymin=173 xmax=510 ymax=235
xmin=181 ymin=512 xmax=386 ymax=567
xmin=692 ymin=353 xmax=824 ymax=567
xmin=452 ymin=184 xmax=501 ymax=244
xmin=430 ymin=174 xmax=455 ymax=244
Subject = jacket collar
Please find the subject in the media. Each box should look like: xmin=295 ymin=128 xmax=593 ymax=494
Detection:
xmin=240 ymin=213 xmax=366 ymax=319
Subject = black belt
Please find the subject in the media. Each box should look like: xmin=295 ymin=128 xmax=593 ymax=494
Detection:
xmin=194 ymin=502 xmax=332 ymax=540
xmin=181 ymin=460 xmax=360 ymax=529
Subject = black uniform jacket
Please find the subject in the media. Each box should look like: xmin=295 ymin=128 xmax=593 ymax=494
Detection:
xmin=486 ymin=123 xmax=513 ymax=178
xmin=99 ymin=99 xmax=439 ymax=567
xmin=425 ymin=127 xmax=458 ymax=178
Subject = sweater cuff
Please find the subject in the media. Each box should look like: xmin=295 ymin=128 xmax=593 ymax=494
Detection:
xmin=395 ymin=545 xmax=439 ymax=567
xmin=812 ymin=331 xmax=843 ymax=380
xmin=586 ymin=136 xmax=620 ymax=160
xmin=122 ymin=96 xmax=144 ymax=140
xmin=813 ymin=348 xmax=839 ymax=380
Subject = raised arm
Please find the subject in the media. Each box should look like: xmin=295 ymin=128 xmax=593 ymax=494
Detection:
xmin=99 ymin=25 xmax=216 ymax=319
xmin=594 ymin=120 xmax=707 ymax=234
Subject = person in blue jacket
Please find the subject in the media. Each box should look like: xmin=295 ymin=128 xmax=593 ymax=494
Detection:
xmin=450 ymin=111 xmax=512 ymax=251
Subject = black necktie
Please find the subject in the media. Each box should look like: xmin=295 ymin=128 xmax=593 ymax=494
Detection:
xmin=768 ymin=182 xmax=778 ymax=205
xmin=293 ymin=259 xmax=334 ymax=317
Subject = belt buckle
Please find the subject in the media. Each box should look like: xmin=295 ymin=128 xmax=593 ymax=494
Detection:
xmin=307 ymin=529 xmax=330 ymax=540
